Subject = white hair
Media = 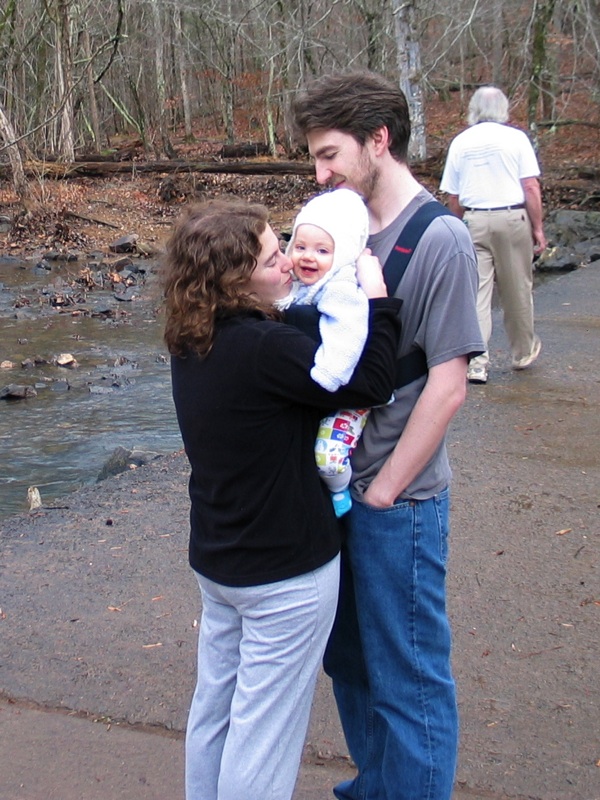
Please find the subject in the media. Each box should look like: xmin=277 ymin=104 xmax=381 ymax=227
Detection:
xmin=468 ymin=86 xmax=509 ymax=126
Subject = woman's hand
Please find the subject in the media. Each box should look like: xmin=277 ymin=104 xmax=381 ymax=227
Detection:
xmin=356 ymin=248 xmax=387 ymax=299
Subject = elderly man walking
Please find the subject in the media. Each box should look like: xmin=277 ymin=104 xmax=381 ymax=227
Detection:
xmin=440 ymin=85 xmax=547 ymax=384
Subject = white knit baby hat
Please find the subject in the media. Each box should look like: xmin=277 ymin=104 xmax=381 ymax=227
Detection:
xmin=289 ymin=188 xmax=369 ymax=270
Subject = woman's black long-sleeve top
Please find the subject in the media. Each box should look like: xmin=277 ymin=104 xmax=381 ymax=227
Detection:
xmin=170 ymin=297 xmax=401 ymax=587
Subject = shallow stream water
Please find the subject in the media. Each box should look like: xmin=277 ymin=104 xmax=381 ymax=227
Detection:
xmin=0 ymin=251 xmax=563 ymax=521
xmin=0 ymin=256 xmax=182 ymax=519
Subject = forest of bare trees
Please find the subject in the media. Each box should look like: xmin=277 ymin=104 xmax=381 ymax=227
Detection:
xmin=1 ymin=0 xmax=599 ymax=205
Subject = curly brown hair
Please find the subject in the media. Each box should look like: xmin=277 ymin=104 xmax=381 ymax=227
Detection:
xmin=163 ymin=198 xmax=278 ymax=357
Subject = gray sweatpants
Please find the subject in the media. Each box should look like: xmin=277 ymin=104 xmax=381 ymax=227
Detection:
xmin=185 ymin=555 xmax=340 ymax=800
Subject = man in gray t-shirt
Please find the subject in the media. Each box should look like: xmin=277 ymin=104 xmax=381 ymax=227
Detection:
xmin=293 ymin=70 xmax=484 ymax=800
xmin=353 ymin=187 xmax=483 ymax=502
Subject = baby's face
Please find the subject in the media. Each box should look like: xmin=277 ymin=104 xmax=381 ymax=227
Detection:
xmin=290 ymin=224 xmax=335 ymax=285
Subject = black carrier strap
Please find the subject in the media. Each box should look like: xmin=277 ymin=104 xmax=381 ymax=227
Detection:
xmin=284 ymin=201 xmax=453 ymax=389
xmin=385 ymin=201 xmax=453 ymax=388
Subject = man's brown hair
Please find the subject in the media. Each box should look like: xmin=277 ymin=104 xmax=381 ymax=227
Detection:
xmin=292 ymin=71 xmax=411 ymax=163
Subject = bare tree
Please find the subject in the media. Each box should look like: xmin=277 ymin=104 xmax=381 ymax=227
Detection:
xmin=350 ymin=0 xmax=390 ymax=73
xmin=186 ymin=0 xmax=239 ymax=142
xmin=174 ymin=5 xmax=194 ymax=142
xmin=83 ymin=28 xmax=102 ymax=149
xmin=528 ymin=0 xmax=558 ymax=143
xmin=391 ymin=0 xmax=426 ymax=160
xmin=51 ymin=0 xmax=76 ymax=161
xmin=0 ymin=100 xmax=35 ymax=208
xmin=0 ymin=0 xmax=598 ymax=169
xmin=149 ymin=0 xmax=176 ymax=157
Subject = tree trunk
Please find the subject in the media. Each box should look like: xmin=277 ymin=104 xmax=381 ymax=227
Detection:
xmin=2 ymin=158 xmax=315 ymax=180
xmin=175 ymin=7 xmax=193 ymax=141
xmin=265 ymin=26 xmax=278 ymax=157
xmin=391 ymin=0 xmax=426 ymax=161
xmin=223 ymin=0 xmax=236 ymax=144
xmin=273 ymin=0 xmax=294 ymax=155
xmin=491 ymin=1 xmax=504 ymax=85
xmin=82 ymin=29 xmax=102 ymax=150
xmin=351 ymin=0 xmax=385 ymax=73
xmin=55 ymin=0 xmax=75 ymax=162
xmin=528 ymin=0 xmax=558 ymax=146
xmin=2 ymin=0 xmax=17 ymax=119
xmin=0 ymin=101 xmax=36 ymax=209
xmin=150 ymin=0 xmax=176 ymax=159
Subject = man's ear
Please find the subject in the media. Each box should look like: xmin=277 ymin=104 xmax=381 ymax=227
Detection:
xmin=369 ymin=125 xmax=390 ymax=155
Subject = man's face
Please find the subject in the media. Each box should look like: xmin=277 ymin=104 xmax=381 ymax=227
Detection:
xmin=306 ymin=129 xmax=379 ymax=202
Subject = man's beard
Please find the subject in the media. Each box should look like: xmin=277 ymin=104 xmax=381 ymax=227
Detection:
xmin=329 ymin=154 xmax=379 ymax=202
xmin=356 ymin=160 xmax=379 ymax=202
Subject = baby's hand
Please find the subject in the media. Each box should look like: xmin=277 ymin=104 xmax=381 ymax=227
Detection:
xmin=356 ymin=248 xmax=387 ymax=298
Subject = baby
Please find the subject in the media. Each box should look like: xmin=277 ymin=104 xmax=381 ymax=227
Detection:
xmin=279 ymin=188 xmax=375 ymax=517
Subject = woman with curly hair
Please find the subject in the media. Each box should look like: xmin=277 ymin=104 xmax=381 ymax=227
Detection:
xmin=163 ymin=198 xmax=400 ymax=800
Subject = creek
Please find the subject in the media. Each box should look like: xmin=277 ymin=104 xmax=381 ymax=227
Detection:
xmin=0 ymin=248 xmax=567 ymax=522
xmin=0 ymin=256 xmax=182 ymax=520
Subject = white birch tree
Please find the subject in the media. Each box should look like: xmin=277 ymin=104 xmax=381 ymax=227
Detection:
xmin=391 ymin=0 xmax=426 ymax=161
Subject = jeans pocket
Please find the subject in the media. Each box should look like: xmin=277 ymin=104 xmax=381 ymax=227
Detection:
xmin=434 ymin=489 xmax=450 ymax=564
xmin=360 ymin=498 xmax=414 ymax=515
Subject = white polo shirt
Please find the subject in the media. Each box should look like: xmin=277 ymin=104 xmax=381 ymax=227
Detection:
xmin=440 ymin=122 xmax=541 ymax=209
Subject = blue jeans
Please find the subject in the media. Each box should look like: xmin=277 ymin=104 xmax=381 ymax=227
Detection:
xmin=323 ymin=491 xmax=458 ymax=800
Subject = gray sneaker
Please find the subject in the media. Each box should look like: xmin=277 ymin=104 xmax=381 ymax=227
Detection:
xmin=513 ymin=336 xmax=542 ymax=370
xmin=467 ymin=364 xmax=488 ymax=384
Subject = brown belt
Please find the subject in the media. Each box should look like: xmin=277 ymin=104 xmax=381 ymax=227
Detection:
xmin=464 ymin=204 xmax=525 ymax=212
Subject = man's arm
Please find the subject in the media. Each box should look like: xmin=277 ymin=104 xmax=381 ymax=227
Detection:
xmin=521 ymin=176 xmax=546 ymax=255
xmin=363 ymin=356 xmax=468 ymax=507
xmin=446 ymin=194 xmax=464 ymax=219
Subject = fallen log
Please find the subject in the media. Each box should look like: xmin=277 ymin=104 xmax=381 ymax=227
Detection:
xmin=542 ymin=176 xmax=600 ymax=192
xmin=537 ymin=119 xmax=600 ymax=130
xmin=0 ymin=159 xmax=315 ymax=180
xmin=218 ymin=143 xmax=271 ymax=158
xmin=63 ymin=209 xmax=121 ymax=228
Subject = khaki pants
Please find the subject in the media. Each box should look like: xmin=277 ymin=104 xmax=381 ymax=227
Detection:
xmin=465 ymin=208 xmax=536 ymax=368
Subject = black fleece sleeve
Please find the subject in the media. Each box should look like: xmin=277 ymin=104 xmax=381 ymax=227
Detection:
xmin=259 ymin=298 xmax=402 ymax=411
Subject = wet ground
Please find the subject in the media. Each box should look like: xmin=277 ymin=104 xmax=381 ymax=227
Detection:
xmin=0 ymin=256 xmax=181 ymax=517
xmin=0 ymin=260 xmax=599 ymax=800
